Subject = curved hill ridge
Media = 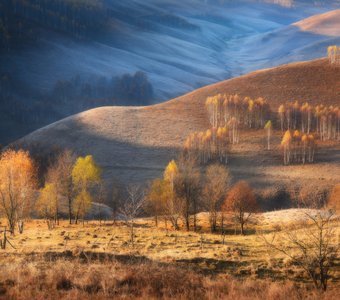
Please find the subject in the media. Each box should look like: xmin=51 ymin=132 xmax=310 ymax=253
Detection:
xmin=293 ymin=9 xmax=340 ymax=37
xmin=18 ymin=59 xmax=340 ymax=187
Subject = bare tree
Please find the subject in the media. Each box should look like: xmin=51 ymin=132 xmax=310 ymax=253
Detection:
xmin=203 ymin=164 xmax=230 ymax=232
xmin=175 ymin=155 xmax=201 ymax=231
xmin=46 ymin=150 xmax=75 ymax=224
xmin=261 ymin=209 xmax=339 ymax=291
xmin=119 ymin=184 xmax=145 ymax=246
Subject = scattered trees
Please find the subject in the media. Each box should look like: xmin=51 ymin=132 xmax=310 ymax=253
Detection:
xmin=223 ymin=181 xmax=258 ymax=235
xmin=281 ymin=130 xmax=315 ymax=165
xmin=327 ymin=45 xmax=340 ymax=65
xmin=203 ymin=164 xmax=230 ymax=232
xmin=206 ymin=94 xmax=270 ymax=130
xmin=0 ymin=149 xmax=36 ymax=234
xmin=277 ymin=101 xmax=340 ymax=141
xmin=184 ymin=127 xmax=229 ymax=164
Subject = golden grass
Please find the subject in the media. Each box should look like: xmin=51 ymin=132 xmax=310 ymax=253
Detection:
xmin=1 ymin=211 xmax=339 ymax=289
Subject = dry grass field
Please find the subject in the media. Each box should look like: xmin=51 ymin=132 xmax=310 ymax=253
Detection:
xmin=0 ymin=210 xmax=339 ymax=299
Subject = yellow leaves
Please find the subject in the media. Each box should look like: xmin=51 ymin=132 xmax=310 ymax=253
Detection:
xmin=36 ymin=183 xmax=58 ymax=219
xmin=248 ymin=99 xmax=254 ymax=112
xmin=281 ymin=130 xmax=292 ymax=146
xmin=264 ymin=120 xmax=272 ymax=129
xmin=0 ymin=149 xmax=36 ymax=212
xmin=278 ymin=104 xmax=285 ymax=114
xmin=164 ymin=160 xmax=178 ymax=183
xmin=301 ymin=134 xmax=308 ymax=143
xmin=293 ymin=130 xmax=301 ymax=138
xmin=72 ymin=155 xmax=101 ymax=188
xmin=73 ymin=190 xmax=92 ymax=218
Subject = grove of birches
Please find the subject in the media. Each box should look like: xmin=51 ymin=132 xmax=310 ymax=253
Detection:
xmin=183 ymin=93 xmax=340 ymax=166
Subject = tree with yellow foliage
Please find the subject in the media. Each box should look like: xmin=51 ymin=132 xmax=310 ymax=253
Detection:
xmin=35 ymin=183 xmax=58 ymax=229
xmin=281 ymin=130 xmax=292 ymax=165
xmin=146 ymin=178 xmax=168 ymax=226
xmin=0 ymin=149 xmax=36 ymax=234
xmin=278 ymin=104 xmax=285 ymax=131
xmin=72 ymin=155 xmax=101 ymax=224
xmin=163 ymin=160 xmax=182 ymax=230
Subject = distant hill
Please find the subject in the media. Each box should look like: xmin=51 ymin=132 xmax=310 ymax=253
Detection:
xmin=17 ymin=59 xmax=340 ymax=194
xmin=294 ymin=9 xmax=340 ymax=36
xmin=1 ymin=1 xmax=339 ymax=144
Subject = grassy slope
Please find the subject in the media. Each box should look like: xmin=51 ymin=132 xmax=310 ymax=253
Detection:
xmin=18 ymin=58 xmax=340 ymax=189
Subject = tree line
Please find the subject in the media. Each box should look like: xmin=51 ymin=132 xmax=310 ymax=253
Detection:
xmin=0 ymin=148 xmax=103 ymax=234
xmin=278 ymin=101 xmax=340 ymax=141
xmin=0 ymin=0 xmax=107 ymax=52
xmin=0 ymin=71 xmax=154 ymax=144
xmin=201 ymin=93 xmax=339 ymax=166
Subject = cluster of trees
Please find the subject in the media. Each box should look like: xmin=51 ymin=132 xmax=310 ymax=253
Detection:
xmin=281 ymin=130 xmax=316 ymax=165
xmin=183 ymin=127 xmax=229 ymax=164
xmin=205 ymin=94 xmax=270 ymax=131
xmin=50 ymin=71 xmax=154 ymax=110
xmin=0 ymin=148 xmax=103 ymax=234
xmin=0 ymin=0 xmax=107 ymax=52
xmin=278 ymin=102 xmax=340 ymax=141
xmin=327 ymin=45 xmax=340 ymax=65
xmin=146 ymin=157 xmax=259 ymax=234
xmin=0 ymin=70 xmax=154 ymax=144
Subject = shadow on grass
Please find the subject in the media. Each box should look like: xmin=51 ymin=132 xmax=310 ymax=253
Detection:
xmin=43 ymin=250 xmax=152 ymax=264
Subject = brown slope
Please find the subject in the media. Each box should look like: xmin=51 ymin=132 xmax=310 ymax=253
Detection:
xmin=18 ymin=58 xmax=340 ymax=191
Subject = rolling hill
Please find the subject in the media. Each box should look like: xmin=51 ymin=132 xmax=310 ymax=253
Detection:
xmin=1 ymin=2 xmax=340 ymax=144
xmin=17 ymin=58 xmax=340 ymax=199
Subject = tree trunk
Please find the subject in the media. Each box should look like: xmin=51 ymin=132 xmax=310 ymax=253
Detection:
xmin=68 ymin=197 xmax=72 ymax=224
xmin=18 ymin=220 xmax=24 ymax=234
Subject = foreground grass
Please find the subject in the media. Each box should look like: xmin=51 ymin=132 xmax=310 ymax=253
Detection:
xmin=0 ymin=210 xmax=339 ymax=299
xmin=1 ymin=258 xmax=339 ymax=300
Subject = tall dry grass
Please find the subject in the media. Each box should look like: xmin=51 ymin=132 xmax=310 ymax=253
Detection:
xmin=0 ymin=255 xmax=338 ymax=300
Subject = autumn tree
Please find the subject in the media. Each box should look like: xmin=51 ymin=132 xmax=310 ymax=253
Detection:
xmin=281 ymin=130 xmax=292 ymax=165
xmin=45 ymin=150 xmax=75 ymax=224
xmin=146 ymin=178 xmax=167 ymax=226
xmin=278 ymin=104 xmax=285 ymax=131
xmin=203 ymin=164 xmax=230 ymax=232
xmin=222 ymin=181 xmax=258 ymax=235
xmin=264 ymin=120 xmax=272 ymax=150
xmin=0 ymin=149 xmax=36 ymax=234
xmin=163 ymin=160 xmax=181 ymax=230
xmin=72 ymin=155 xmax=101 ymax=224
xmin=35 ymin=183 xmax=58 ymax=229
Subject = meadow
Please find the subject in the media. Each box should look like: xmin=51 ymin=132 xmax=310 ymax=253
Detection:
xmin=1 ymin=209 xmax=339 ymax=299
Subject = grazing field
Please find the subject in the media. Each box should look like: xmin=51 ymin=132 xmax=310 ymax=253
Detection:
xmin=1 ymin=210 xmax=339 ymax=299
